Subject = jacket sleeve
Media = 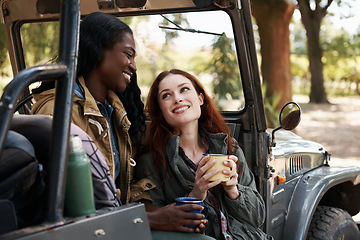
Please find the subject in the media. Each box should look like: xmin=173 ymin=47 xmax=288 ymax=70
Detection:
xmin=32 ymin=96 xmax=55 ymax=115
xmin=135 ymin=153 xmax=168 ymax=207
xmin=222 ymin=146 xmax=266 ymax=228
xmin=31 ymin=88 xmax=61 ymax=115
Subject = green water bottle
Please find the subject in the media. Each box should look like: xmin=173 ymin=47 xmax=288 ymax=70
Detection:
xmin=64 ymin=135 xmax=95 ymax=217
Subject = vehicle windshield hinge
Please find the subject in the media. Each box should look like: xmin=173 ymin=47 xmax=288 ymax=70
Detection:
xmin=265 ymin=165 xmax=275 ymax=179
xmin=324 ymin=151 xmax=331 ymax=166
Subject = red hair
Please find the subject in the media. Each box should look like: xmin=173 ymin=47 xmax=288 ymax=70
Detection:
xmin=144 ymin=69 xmax=237 ymax=175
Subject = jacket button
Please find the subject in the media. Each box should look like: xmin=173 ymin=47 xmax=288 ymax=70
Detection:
xmin=146 ymin=183 xmax=152 ymax=188
xmin=214 ymin=219 xmax=219 ymax=223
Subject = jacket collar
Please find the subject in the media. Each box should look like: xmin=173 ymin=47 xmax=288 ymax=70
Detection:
xmin=167 ymin=129 xmax=228 ymax=159
xmin=166 ymin=129 xmax=229 ymax=184
xmin=76 ymin=76 xmax=101 ymax=116
xmin=76 ymin=77 xmax=128 ymax=124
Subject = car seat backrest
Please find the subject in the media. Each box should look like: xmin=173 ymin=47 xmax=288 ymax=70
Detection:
xmin=10 ymin=114 xmax=121 ymax=209
xmin=0 ymin=130 xmax=45 ymax=232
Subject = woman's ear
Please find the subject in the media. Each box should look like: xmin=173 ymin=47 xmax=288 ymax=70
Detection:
xmin=198 ymin=93 xmax=204 ymax=106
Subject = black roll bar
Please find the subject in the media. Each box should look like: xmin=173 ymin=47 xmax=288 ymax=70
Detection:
xmin=0 ymin=0 xmax=80 ymax=224
xmin=46 ymin=0 xmax=80 ymax=223
xmin=0 ymin=64 xmax=67 ymax=152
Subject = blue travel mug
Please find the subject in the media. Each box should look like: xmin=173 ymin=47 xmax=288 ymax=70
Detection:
xmin=175 ymin=197 xmax=209 ymax=228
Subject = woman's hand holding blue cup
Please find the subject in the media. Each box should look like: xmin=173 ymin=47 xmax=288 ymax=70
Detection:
xmin=175 ymin=197 xmax=209 ymax=229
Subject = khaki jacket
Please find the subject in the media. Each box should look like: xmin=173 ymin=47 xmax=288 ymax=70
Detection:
xmin=32 ymin=77 xmax=154 ymax=204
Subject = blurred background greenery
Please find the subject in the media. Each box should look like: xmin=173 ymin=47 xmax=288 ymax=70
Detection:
xmin=0 ymin=0 xmax=359 ymax=128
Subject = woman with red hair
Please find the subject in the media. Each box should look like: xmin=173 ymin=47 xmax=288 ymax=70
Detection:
xmin=137 ymin=69 xmax=271 ymax=239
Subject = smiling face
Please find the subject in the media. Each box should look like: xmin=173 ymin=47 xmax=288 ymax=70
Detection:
xmin=158 ymin=73 xmax=204 ymax=128
xmin=97 ymin=32 xmax=137 ymax=93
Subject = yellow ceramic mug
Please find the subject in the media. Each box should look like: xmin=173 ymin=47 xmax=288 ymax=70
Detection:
xmin=204 ymin=154 xmax=237 ymax=182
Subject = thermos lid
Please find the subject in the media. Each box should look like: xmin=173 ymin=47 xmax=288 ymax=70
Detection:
xmin=69 ymin=135 xmax=83 ymax=153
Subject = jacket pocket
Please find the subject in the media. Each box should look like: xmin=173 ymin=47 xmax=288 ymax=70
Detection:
xmin=129 ymin=178 xmax=156 ymax=203
xmin=238 ymin=225 xmax=273 ymax=240
xmin=228 ymin=215 xmax=273 ymax=240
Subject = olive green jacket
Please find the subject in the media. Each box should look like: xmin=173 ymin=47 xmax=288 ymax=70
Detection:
xmin=136 ymin=130 xmax=271 ymax=239
xmin=32 ymin=77 xmax=154 ymax=204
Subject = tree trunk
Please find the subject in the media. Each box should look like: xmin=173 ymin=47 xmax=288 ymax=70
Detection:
xmin=251 ymin=0 xmax=295 ymax=110
xmin=297 ymin=0 xmax=330 ymax=103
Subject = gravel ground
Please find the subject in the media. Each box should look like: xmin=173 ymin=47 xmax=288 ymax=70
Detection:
xmin=293 ymin=95 xmax=360 ymax=222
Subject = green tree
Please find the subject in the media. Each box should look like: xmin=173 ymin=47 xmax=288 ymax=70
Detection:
xmin=209 ymin=34 xmax=241 ymax=100
xmin=323 ymin=29 xmax=360 ymax=63
xmin=159 ymin=14 xmax=190 ymax=45
xmin=129 ymin=14 xmax=191 ymax=88
xmin=251 ymin=0 xmax=296 ymax=110
xmin=291 ymin=55 xmax=310 ymax=93
xmin=20 ymin=22 xmax=59 ymax=67
xmin=290 ymin=16 xmax=307 ymax=55
xmin=323 ymin=29 xmax=360 ymax=95
xmin=296 ymin=0 xmax=356 ymax=102
xmin=296 ymin=0 xmax=334 ymax=103
xmin=0 ymin=25 xmax=9 ymax=77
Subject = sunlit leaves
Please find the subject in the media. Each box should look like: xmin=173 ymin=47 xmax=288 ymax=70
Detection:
xmin=21 ymin=22 xmax=60 ymax=67
xmin=209 ymin=34 xmax=242 ymax=100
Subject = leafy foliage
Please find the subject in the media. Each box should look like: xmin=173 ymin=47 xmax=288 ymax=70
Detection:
xmin=133 ymin=14 xmax=191 ymax=89
xmin=290 ymin=17 xmax=307 ymax=55
xmin=0 ymin=26 xmax=10 ymax=77
xmin=209 ymin=34 xmax=242 ymax=100
xmin=262 ymin=83 xmax=281 ymax=128
xmin=20 ymin=22 xmax=60 ymax=67
xmin=159 ymin=14 xmax=190 ymax=45
xmin=2 ymin=8 xmax=360 ymax=99
xmin=321 ymin=23 xmax=360 ymax=95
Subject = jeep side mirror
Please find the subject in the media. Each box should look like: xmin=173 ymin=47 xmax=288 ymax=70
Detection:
xmin=271 ymin=102 xmax=301 ymax=147
xmin=280 ymin=102 xmax=301 ymax=130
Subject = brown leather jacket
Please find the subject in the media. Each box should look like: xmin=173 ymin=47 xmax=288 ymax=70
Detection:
xmin=32 ymin=77 xmax=154 ymax=204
